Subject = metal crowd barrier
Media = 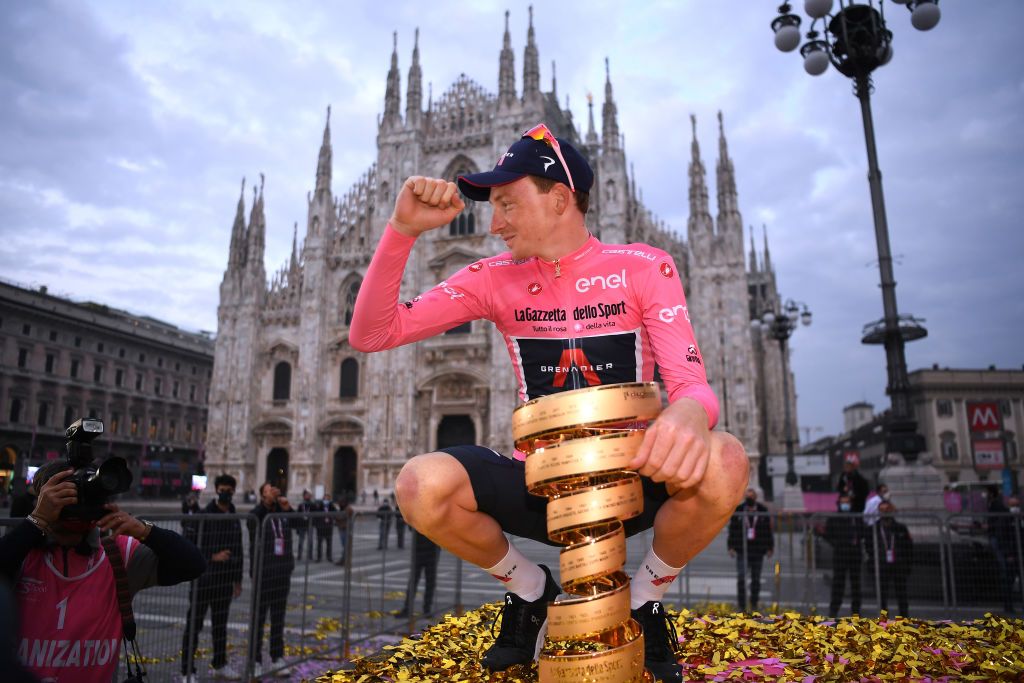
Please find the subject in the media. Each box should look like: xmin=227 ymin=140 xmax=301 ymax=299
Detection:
xmin=2 ymin=507 xmax=1022 ymax=680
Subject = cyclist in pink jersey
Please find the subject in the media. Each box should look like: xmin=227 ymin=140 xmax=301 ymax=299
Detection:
xmin=350 ymin=125 xmax=748 ymax=681
xmin=1 ymin=461 xmax=205 ymax=683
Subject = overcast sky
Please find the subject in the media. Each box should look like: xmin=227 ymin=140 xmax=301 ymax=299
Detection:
xmin=2 ymin=0 xmax=1022 ymax=439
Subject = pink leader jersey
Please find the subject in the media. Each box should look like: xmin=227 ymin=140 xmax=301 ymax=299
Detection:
xmin=351 ymin=226 xmax=719 ymax=437
xmin=16 ymin=535 xmax=138 ymax=683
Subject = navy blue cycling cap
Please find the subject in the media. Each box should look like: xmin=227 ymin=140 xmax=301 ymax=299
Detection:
xmin=457 ymin=123 xmax=594 ymax=202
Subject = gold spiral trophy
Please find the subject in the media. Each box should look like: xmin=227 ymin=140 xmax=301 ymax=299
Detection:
xmin=512 ymin=382 xmax=663 ymax=683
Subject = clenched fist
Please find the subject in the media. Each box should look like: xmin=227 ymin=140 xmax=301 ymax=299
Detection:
xmin=390 ymin=176 xmax=466 ymax=238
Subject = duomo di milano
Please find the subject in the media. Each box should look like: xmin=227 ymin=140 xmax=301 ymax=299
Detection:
xmin=205 ymin=11 xmax=797 ymax=499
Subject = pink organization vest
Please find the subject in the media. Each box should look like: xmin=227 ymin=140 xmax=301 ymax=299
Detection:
xmin=16 ymin=535 xmax=137 ymax=683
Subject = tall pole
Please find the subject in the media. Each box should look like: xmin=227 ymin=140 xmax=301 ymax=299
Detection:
xmin=855 ymin=73 xmax=912 ymax=422
xmin=779 ymin=335 xmax=798 ymax=485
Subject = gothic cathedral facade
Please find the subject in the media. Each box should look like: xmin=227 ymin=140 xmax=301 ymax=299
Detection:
xmin=205 ymin=12 xmax=797 ymax=501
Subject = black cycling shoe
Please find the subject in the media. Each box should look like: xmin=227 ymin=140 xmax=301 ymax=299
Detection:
xmin=481 ymin=564 xmax=561 ymax=671
xmin=631 ymin=600 xmax=682 ymax=683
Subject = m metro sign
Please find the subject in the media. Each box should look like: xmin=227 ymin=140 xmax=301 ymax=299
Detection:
xmin=966 ymin=402 xmax=1001 ymax=433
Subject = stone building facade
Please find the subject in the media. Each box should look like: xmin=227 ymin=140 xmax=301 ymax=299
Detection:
xmin=204 ymin=12 xmax=796 ymax=500
xmin=0 ymin=280 xmax=214 ymax=499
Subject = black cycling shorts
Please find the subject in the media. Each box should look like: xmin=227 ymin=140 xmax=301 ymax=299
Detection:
xmin=440 ymin=444 xmax=671 ymax=547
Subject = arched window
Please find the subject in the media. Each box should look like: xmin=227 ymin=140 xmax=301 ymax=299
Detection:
xmin=939 ymin=431 xmax=958 ymax=461
xmin=9 ymin=398 xmax=23 ymax=423
xmin=343 ymin=280 xmax=361 ymax=326
xmin=339 ymin=358 xmax=359 ymax=398
xmin=273 ymin=361 xmax=291 ymax=401
xmin=446 ymin=163 xmax=477 ymax=236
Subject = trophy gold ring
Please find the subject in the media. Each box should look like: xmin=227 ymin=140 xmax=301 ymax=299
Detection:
xmin=512 ymin=382 xmax=663 ymax=682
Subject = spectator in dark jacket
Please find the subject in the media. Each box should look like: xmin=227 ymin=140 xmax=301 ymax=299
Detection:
xmin=180 ymin=492 xmax=202 ymax=546
xmin=180 ymin=473 xmax=244 ymax=680
xmin=396 ymin=527 xmax=441 ymax=618
xmin=377 ymin=499 xmax=393 ymax=550
xmin=727 ymin=488 xmax=774 ymax=612
xmin=868 ymin=501 xmax=913 ymax=617
xmin=296 ymin=490 xmax=316 ymax=562
xmin=248 ymin=483 xmax=296 ymax=676
xmin=822 ymin=493 xmax=866 ymax=617
xmin=836 ymin=452 xmax=869 ymax=513
xmin=316 ymin=493 xmax=337 ymax=562
xmin=987 ymin=486 xmax=1018 ymax=614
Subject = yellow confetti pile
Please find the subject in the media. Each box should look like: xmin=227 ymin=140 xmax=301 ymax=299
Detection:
xmin=314 ymin=604 xmax=1024 ymax=682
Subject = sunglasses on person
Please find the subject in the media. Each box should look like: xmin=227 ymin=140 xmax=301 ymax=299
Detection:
xmin=522 ymin=123 xmax=576 ymax=193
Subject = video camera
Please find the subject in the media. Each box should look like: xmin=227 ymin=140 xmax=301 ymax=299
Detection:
xmin=61 ymin=417 xmax=133 ymax=520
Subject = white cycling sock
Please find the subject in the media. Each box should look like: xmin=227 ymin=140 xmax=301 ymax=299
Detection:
xmin=630 ymin=546 xmax=684 ymax=609
xmin=483 ymin=540 xmax=547 ymax=602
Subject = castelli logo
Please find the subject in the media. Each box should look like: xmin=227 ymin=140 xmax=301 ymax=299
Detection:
xmin=659 ymin=262 xmax=673 ymax=278
xmin=527 ymin=282 xmax=543 ymax=295
xmin=469 ymin=262 xmax=483 ymax=272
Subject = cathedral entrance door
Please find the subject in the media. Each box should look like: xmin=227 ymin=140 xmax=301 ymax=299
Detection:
xmin=266 ymin=448 xmax=289 ymax=494
xmin=333 ymin=447 xmax=357 ymax=500
xmin=437 ymin=415 xmax=475 ymax=450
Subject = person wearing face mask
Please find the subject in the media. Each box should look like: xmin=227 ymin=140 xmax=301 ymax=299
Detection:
xmin=0 ymin=460 xmax=205 ymax=683
xmin=821 ymin=493 xmax=865 ymax=617
xmin=863 ymin=483 xmax=890 ymax=528
xmin=248 ymin=482 xmax=296 ymax=677
xmin=869 ymin=501 xmax=913 ymax=617
xmin=726 ymin=488 xmax=774 ymax=612
xmin=180 ymin=473 xmax=244 ymax=681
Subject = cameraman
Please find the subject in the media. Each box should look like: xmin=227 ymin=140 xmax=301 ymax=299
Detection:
xmin=1 ymin=461 xmax=205 ymax=682
xmin=179 ymin=474 xmax=244 ymax=681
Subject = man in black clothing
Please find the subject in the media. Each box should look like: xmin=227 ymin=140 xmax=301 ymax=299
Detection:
xmin=987 ymin=486 xmax=1018 ymax=614
xmin=315 ymin=493 xmax=337 ymax=562
xmin=180 ymin=473 xmax=244 ymax=680
xmin=396 ymin=528 xmax=441 ymax=618
xmin=180 ymin=492 xmax=202 ymax=546
xmin=727 ymin=488 xmax=774 ymax=612
xmin=869 ymin=501 xmax=913 ymax=617
xmin=296 ymin=489 xmax=316 ymax=562
xmin=249 ymin=482 xmax=296 ymax=676
xmin=823 ymin=493 xmax=865 ymax=617
xmin=836 ymin=452 xmax=869 ymax=513
xmin=376 ymin=498 xmax=393 ymax=550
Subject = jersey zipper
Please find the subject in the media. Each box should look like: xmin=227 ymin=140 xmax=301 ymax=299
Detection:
xmin=554 ymin=259 xmax=561 ymax=278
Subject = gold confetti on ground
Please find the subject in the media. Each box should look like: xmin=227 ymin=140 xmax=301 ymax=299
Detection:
xmin=315 ymin=603 xmax=1024 ymax=682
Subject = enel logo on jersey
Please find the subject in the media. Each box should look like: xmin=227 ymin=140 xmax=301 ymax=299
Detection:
xmin=575 ymin=269 xmax=628 ymax=293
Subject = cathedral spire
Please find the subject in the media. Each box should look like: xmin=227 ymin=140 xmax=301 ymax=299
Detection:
xmin=498 ymin=10 xmax=516 ymax=107
xmin=551 ymin=60 xmax=557 ymax=97
xmin=749 ymin=228 xmax=759 ymax=272
xmin=228 ymin=177 xmax=247 ymax=270
xmin=247 ymin=173 xmax=266 ymax=273
xmin=406 ymin=28 xmax=422 ymax=126
xmin=585 ymin=92 xmax=598 ymax=148
xmin=315 ymin=106 xmax=332 ymax=195
xmin=601 ymin=57 xmax=620 ymax=152
xmin=382 ymin=31 xmax=402 ymax=127
xmin=522 ymin=5 xmax=540 ymax=100
xmin=290 ymin=221 xmax=299 ymax=273
xmin=688 ymin=114 xmax=711 ymax=224
xmin=763 ymin=224 xmax=773 ymax=272
xmin=716 ymin=110 xmax=739 ymax=220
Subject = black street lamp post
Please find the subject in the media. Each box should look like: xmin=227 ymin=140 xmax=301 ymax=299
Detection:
xmin=771 ymin=0 xmax=935 ymax=459
xmin=757 ymin=300 xmax=812 ymax=487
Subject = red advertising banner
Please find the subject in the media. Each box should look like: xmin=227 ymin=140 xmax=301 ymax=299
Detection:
xmin=973 ymin=438 xmax=1005 ymax=470
xmin=967 ymin=402 xmax=1001 ymax=433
